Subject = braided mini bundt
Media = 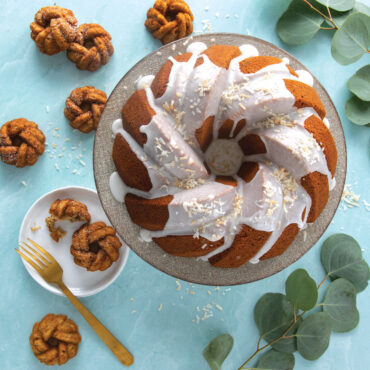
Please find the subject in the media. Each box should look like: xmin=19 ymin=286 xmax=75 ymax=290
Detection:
xmin=64 ymin=86 xmax=107 ymax=133
xmin=30 ymin=6 xmax=78 ymax=55
xmin=29 ymin=314 xmax=81 ymax=366
xmin=71 ymin=222 xmax=122 ymax=271
xmin=45 ymin=199 xmax=91 ymax=242
xmin=67 ymin=24 xmax=114 ymax=71
xmin=145 ymin=0 xmax=194 ymax=44
xmin=0 ymin=118 xmax=45 ymax=168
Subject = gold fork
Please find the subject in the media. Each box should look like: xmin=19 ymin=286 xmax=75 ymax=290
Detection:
xmin=15 ymin=238 xmax=134 ymax=367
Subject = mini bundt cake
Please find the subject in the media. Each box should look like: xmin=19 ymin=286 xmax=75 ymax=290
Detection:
xmin=45 ymin=199 xmax=91 ymax=242
xmin=110 ymin=42 xmax=337 ymax=268
xmin=30 ymin=6 xmax=78 ymax=55
xmin=0 ymin=118 xmax=45 ymax=167
xmin=29 ymin=313 xmax=81 ymax=366
xmin=64 ymin=86 xmax=107 ymax=133
xmin=70 ymin=222 xmax=122 ymax=271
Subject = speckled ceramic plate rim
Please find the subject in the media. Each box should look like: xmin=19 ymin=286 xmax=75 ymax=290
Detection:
xmin=93 ymin=33 xmax=346 ymax=286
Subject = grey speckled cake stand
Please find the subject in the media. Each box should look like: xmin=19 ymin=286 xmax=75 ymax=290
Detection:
xmin=93 ymin=33 xmax=346 ymax=286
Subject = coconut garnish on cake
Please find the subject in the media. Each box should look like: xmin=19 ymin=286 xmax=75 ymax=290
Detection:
xmin=109 ymin=42 xmax=337 ymax=268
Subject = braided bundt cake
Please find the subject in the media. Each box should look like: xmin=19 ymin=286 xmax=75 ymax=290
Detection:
xmin=29 ymin=313 xmax=81 ymax=366
xmin=70 ymin=222 xmax=122 ymax=271
xmin=110 ymin=42 xmax=337 ymax=268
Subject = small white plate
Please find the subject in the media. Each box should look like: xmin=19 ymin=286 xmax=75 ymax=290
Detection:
xmin=18 ymin=186 xmax=129 ymax=297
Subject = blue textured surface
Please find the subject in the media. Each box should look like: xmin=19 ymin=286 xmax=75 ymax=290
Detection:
xmin=0 ymin=1 xmax=369 ymax=369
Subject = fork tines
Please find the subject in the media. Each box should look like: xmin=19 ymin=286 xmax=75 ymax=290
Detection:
xmin=15 ymin=238 xmax=54 ymax=273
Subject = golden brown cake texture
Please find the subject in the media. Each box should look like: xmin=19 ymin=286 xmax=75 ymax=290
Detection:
xmin=67 ymin=23 xmax=114 ymax=71
xmin=111 ymin=44 xmax=338 ymax=268
xmin=0 ymin=118 xmax=45 ymax=168
xmin=45 ymin=199 xmax=91 ymax=242
xmin=70 ymin=222 xmax=122 ymax=271
xmin=30 ymin=6 xmax=78 ymax=55
xmin=29 ymin=314 xmax=81 ymax=366
xmin=145 ymin=0 xmax=194 ymax=44
xmin=64 ymin=86 xmax=107 ymax=133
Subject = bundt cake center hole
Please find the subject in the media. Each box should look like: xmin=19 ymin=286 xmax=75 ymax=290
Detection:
xmin=84 ymin=40 xmax=95 ymax=49
xmin=47 ymin=337 xmax=59 ymax=347
xmin=12 ymin=136 xmax=23 ymax=146
xmin=81 ymin=102 xmax=91 ymax=112
xmin=89 ymin=241 xmax=100 ymax=253
xmin=205 ymin=139 xmax=244 ymax=176
xmin=164 ymin=10 xmax=177 ymax=22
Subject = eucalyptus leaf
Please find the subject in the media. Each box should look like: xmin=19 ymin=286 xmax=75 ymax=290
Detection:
xmin=324 ymin=2 xmax=370 ymax=27
xmin=277 ymin=0 xmax=324 ymax=45
xmin=296 ymin=312 xmax=332 ymax=361
xmin=346 ymin=95 xmax=370 ymax=125
xmin=286 ymin=269 xmax=318 ymax=311
xmin=322 ymin=278 xmax=359 ymax=332
xmin=331 ymin=13 xmax=370 ymax=65
xmin=254 ymin=293 xmax=295 ymax=347
xmin=203 ymin=334 xmax=233 ymax=370
xmin=347 ymin=65 xmax=370 ymax=101
xmin=255 ymin=349 xmax=295 ymax=370
xmin=316 ymin=0 xmax=355 ymax=12
xmin=321 ymin=234 xmax=369 ymax=292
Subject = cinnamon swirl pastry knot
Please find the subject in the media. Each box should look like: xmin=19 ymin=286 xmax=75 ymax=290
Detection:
xmin=0 ymin=118 xmax=45 ymax=168
xmin=45 ymin=199 xmax=91 ymax=242
xmin=30 ymin=6 xmax=78 ymax=55
xmin=71 ymin=222 xmax=122 ymax=271
xmin=67 ymin=23 xmax=114 ymax=71
xmin=29 ymin=314 xmax=81 ymax=366
xmin=145 ymin=0 xmax=194 ymax=44
xmin=64 ymin=86 xmax=107 ymax=133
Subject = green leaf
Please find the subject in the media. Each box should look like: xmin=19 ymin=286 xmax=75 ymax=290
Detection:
xmin=324 ymin=2 xmax=370 ymax=28
xmin=321 ymin=234 xmax=370 ymax=292
xmin=346 ymin=95 xmax=370 ymax=125
xmin=296 ymin=312 xmax=332 ymax=361
xmin=347 ymin=64 xmax=370 ymax=101
xmin=286 ymin=269 xmax=318 ymax=311
xmin=316 ymin=0 xmax=355 ymax=12
xmin=277 ymin=0 xmax=324 ymax=45
xmin=255 ymin=349 xmax=295 ymax=370
xmin=254 ymin=293 xmax=295 ymax=349
xmin=322 ymin=278 xmax=359 ymax=332
xmin=203 ymin=334 xmax=233 ymax=370
xmin=331 ymin=13 xmax=370 ymax=65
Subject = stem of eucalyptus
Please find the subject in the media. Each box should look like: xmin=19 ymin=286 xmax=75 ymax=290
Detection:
xmin=238 ymin=273 xmax=329 ymax=369
xmin=302 ymin=0 xmax=339 ymax=29
xmin=317 ymin=274 xmax=329 ymax=289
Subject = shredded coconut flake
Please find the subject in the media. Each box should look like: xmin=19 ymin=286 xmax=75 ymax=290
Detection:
xmin=341 ymin=184 xmax=360 ymax=209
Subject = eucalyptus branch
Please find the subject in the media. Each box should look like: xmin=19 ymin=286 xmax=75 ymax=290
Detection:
xmin=238 ymin=273 xmax=331 ymax=369
xmin=238 ymin=312 xmax=305 ymax=370
xmin=231 ymin=236 xmax=368 ymax=370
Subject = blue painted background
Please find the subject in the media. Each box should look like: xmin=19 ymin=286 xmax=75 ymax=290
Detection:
xmin=0 ymin=0 xmax=369 ymax=369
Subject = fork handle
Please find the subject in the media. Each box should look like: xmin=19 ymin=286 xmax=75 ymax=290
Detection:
xmin=58 ymin=281 xmax=134 ymax=366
